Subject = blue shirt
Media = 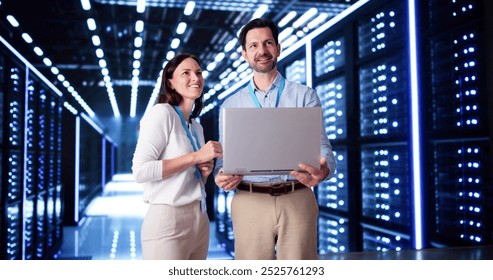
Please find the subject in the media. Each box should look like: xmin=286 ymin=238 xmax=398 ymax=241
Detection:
xmin=214 ymin=72 xmax=336 ymax=183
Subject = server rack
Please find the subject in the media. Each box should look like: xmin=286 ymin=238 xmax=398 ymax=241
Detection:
xmin=313 ymin=0 xmax=492 ymax=253
xmin=0 ymin=33 xmax=117 ymax=258
xmin=62 ymin=113 xmax=114 ymax=226
xmin=356 ymin=0 xmax=413 ymax=252
xmin=26 ymin=76 xmax=64 ymax=259
xmin=422 ymin=0 xmax=493 ymax=247
xmin=102 ymin=136 xmax=117 ymax=188
xmin=0 ymin=41 xmax=64 ymax=259
xmin=0 ymin=51 xmax=26 ymax=260
xmin=78 ymin=116 xmax=104 ymax=218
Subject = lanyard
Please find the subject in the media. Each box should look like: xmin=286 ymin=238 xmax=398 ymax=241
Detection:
xmin=247 ymin=77 xmax=285 ymax=108
xmin=173 ymin=105 xmax=202 ymax=183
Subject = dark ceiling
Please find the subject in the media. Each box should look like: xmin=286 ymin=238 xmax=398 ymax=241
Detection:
xmin=0 ymin=0 xmax=356 ymax=130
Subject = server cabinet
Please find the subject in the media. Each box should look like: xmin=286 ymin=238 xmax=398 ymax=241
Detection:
xmin=357 ymin=0 xmax=414 ymax=251
xmin=0 ymin=55 xmax=26 ymax=260
xmin=62 ymin=113 xmax=106 ymax=226
xmin=314 ymin=0 xmax=493 ymax=253
xmin=103 ymin=136 xmax=116 ymax=188
xmin=0 ymin=46 xmax=62 ymax=259
xmin=311 ymin=30 xmax=356 ymax=253
xmin=422 ymin=0 xmax=493 ymax=247
xmin=78 ymin=117 xmax=104 ymax=219
xmin=282 ymin=50 xmax=307 ymax=85
xmin=1 ymin=39 xmax=65 ymax=259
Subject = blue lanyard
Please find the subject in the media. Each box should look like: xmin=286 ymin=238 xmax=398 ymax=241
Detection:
xmin=173 ymin=105 xmax=202 ymax=183
xmin=247 ymin=77 xmax=285 ymax=108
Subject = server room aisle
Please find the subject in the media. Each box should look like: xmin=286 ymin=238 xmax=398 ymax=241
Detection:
xmin=56 ymin=174 xmax=233 ymax=260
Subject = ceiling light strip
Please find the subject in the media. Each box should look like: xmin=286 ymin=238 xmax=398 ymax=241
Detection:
xmin=80 ymin=0 xmax=120 ymax=118
xmin=280 ymin=0 xmax=371 ymax=60
xmin=132 ymin=1 xmax=146 ymax=117
xmin=0 ymin=34 xmax=63 ymax=98
xmin=184 ymin=1 xmax=196 ymax=15
xmin=7 ymin=7 xmax=93 ymax=119
xmin=129 ymin=17 xmax=146 ymax=118
xmin=136 ymin=0 xmax=146 ymax=13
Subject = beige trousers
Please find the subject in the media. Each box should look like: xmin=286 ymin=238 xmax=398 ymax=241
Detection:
xmin=141 ymin=201 xmax=209 ymax=260
xmin=231 ymin=187 xmax=319 ymax=260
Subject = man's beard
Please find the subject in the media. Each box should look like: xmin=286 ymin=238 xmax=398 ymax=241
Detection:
xmin=250 ymin=56 xmax=277 ymax=73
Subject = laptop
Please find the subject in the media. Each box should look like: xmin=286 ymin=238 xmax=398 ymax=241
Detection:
xmin=222 ymin=107 xmax=322 ymax=175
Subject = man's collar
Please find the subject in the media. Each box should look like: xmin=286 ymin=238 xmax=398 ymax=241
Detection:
xmin=250 ymin=71 xmax=283 ymax=92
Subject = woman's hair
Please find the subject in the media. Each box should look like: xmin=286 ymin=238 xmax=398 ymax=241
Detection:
xmin=239 ymin=18 xmax=279 ymax=51
xmin=156 ymin=53 xmax=204 ymax=119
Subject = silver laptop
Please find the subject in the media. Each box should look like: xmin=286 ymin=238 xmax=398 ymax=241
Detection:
xmin=222 ymin=107 xmax=322 ymax=175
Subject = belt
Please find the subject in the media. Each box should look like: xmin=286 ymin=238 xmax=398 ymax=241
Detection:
xmin=237 ymin=181 xmax=305 ymax=196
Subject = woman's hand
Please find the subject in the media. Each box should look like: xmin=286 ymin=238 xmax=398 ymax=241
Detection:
xmin=198 ymin=160 xmax=214 ymax=182
xmin=194 ymin=141 xmax=223 ymax=163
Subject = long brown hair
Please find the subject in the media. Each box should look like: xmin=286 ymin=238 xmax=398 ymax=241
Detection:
xmin=156 ymin=53 xmax=204 ymax=119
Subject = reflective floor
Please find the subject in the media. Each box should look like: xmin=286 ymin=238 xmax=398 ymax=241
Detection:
xmin=56 ymin=174 xmax=233 ymax=260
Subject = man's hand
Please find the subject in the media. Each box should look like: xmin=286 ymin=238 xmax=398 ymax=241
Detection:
xmin=214 ymin=168 xmax=243 ymax=191
xmin=290 ymin=157 xmax=329 ymax=187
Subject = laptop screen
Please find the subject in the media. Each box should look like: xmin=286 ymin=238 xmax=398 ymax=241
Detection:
xmin=222 ymin=107 xmax=322 ymax=175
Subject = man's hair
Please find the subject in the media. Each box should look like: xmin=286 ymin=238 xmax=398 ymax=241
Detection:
xmin=239 ymin=18 xmax=279 ymax=50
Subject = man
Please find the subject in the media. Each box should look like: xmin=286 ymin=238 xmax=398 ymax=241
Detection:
xmin=214 ymin=18 xmax=336 ymax=260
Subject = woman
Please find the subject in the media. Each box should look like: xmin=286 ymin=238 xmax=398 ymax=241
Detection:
xmin=132 ymin=53 xmax=223 ymax=259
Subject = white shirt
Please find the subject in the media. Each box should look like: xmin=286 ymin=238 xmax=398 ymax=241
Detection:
xmin=132 ymin=103 xmax=204 ymax=206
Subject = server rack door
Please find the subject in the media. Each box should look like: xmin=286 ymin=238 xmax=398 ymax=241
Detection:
xmin=2 ymin=55 xmax=26 ymax=259
xmin=423 ymin=0 xmax=493 ymax=247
